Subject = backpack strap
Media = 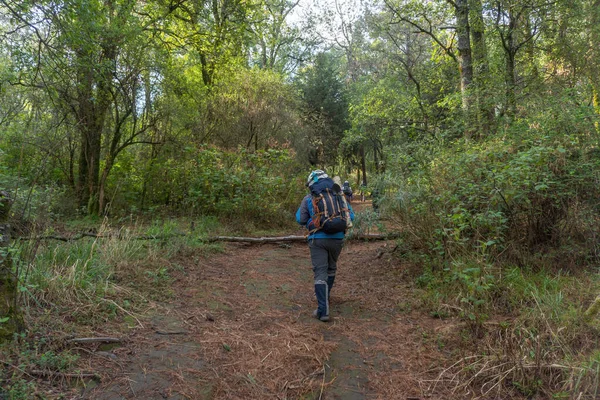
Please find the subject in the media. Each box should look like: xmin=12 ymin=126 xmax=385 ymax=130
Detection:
xmin=310 ymin=195 xmax=322 ymax=233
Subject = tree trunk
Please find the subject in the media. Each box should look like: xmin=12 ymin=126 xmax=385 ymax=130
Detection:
xmin=591 ymin=0 xmax=600 ymax=132
xmin=144 ymin=69 xmax=152 ymax=118
xmin=455 ymin=0 xmax=475 ymax=136
xmin=0 ymin=191 xmax=23 ymax=341
xmin=373 ymin=142 xmax=379 ymax=174
xmin=75 ymin=41 xmax=116 ymax=215
xmin=505 ymin=9 xmax=518 ymax=118
xmin=200 ymin=52 xmax=212 ymax=87
xmin=360 ymin=144 xmax=367 ymax=186
xmin=77 ymin=129 xmax=90 ymax=208
xmin=98 ymin=158 xmax=114 ymax=216
xmin=87 ymin=124 xmax=102 ymax=215
xmin=469 ymin=0 xmax=493 ymax=136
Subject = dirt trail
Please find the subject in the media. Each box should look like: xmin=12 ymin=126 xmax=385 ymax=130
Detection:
xmin=83 ymin=225 xmax=452 ymax=399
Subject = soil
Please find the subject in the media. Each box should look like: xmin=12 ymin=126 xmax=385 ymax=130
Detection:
xmin=79 ymin=205 xmax=457 ymax=399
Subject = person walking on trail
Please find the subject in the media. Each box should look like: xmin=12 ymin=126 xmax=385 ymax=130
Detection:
xmin=342 ymin=180 xmax=353 ymax=203
xmin=296 ymin=170 xmax=355 ymax=322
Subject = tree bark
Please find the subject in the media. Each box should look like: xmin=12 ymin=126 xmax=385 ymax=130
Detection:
xmin=504 ymin=9 xmax=518 ymax=118
xmin=469 ymin=0 xmax=493 ymax=136
xmin=199 ymin=52 xmax=212 ymax=87
xmin=455 ymin=0 xmax=475 ymax=137
xmin=0 ymin=191 xmax=24 ymax=341
xmin=75 ymin=40 xmax=115 ymax=215
xmin=591 ymin=0 xmax=600 ymax=132
xmin=360 ymin=144 xmax=367 ymax=187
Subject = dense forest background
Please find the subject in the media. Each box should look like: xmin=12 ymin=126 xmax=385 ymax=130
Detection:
xmin=2 ymin=0 xmax=600 ymax=227
xmin=2 ymin=0 xmax=600 ymax=398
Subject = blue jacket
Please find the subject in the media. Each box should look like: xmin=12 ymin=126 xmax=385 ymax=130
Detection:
xmin=296 ymin=184 xmax=355 ymax=240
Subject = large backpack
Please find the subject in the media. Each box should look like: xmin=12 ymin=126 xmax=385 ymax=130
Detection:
xmin=342 ymin=183 xmax=352 ymax=196
xmin=308 ymin=185 xmax=349 ymax=234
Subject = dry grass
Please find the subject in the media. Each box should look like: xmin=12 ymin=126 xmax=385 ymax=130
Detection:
xmin=6 ymin=212 xmax=600 ymax=399
xmin=430 ymin=316 xmax=600 ymax=399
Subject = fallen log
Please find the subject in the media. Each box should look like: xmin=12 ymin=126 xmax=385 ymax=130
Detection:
xmin=207 ymin=235 xmax=306 ymax=243
xmin=17 ymin=232 xmax=186 ymax=242
xmin=206 ymin=233 xmax=400 ymax=243
xmin=68 ymin=337 xmax=121 ymax=344
xmin=155 ymin=329 xmax=188 ymax=335
xmin=584 ymin=295 xmax=600 ymax=322
xmin=18 ymin=232 xmax=400 ymax=244
xmin=30 ymin=369 xmax=100 ymax=380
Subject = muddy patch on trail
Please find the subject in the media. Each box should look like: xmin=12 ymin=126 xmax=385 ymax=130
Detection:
xmin=83 ymin=240 xmax=454 ymax=399
xmin=322 ymin=333 xmax=369 ymax=400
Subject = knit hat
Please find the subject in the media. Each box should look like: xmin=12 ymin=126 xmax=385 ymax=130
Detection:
xmin=306 ymin=170 xmax=328 ymax=187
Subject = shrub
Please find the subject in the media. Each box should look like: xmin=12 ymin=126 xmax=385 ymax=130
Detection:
xmin=186 ymin=147 xmax=305 ymax=227
xmin=387 ymin=131 xmax=600 ymax=268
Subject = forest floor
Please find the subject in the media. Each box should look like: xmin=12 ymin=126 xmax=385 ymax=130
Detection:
xmin=74 ymin=204 xmax=460 ymax=400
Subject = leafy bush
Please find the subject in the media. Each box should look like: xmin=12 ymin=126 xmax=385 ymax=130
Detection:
xmin=186 ymin=147 xmax=305 ymax=227
xmin=387 ymin=130 xmax=600 ymax=267
xmin=382 ymin=98 xmax=600 ymax=397
xmin=0 ymin=155 xmax=74 ymax=232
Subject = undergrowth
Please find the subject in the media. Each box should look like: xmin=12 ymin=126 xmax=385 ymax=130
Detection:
xmin=0 ymin=216 xmax=224 ymax=399
xmin=380 ymin=120 xmax=600 ymax=398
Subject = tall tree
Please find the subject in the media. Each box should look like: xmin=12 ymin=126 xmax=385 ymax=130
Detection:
xmin=469 ymin=0 xmax=493 ymax=135
xmin=166 ymin=0 xmax=255 ymax=87
xmin=296 ymin=52 xmax=350 ymax=167
xmin=383 ymin=0 xmax=480 ymax=136
xmin=454 ymin=0 xmax=475 ymax=133
xmin=249 ymin=0 xmax=310 ymax=73
xmin=1 ymin=0 xmax=160 ymax=214
xmin=590 ymin=0 xmax=600 ymax=131
xmin=0 ymin=192 xmax=23 ymax=341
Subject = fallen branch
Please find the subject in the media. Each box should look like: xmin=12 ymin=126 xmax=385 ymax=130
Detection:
xmin=68 ymin=337 xmax=121 ymax=344
xmin=17 ymin=232 xmax=400 ymax=244
xmin=207 ymin=235 xmax=307 ymax=243
xmin=30 ymin=369 xmax=100 ymax=380
xmin=584 ymin=295 xmax=600 ymax=322
xmin=155 ymin=330 xmax=188 ymax=335
xmin=206 ymin=233 xmax=400 ymax=244
xmin=18 ymin=232 xmax=186 ymax=242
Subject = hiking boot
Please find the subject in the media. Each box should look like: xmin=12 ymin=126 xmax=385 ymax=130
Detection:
xmin=327 ymin=276 xmax=335 ymax=301
xmin=314 ymin=282 xmax=329 ymax=321
xmin=312 ymin=309 xmax=330 ymax=322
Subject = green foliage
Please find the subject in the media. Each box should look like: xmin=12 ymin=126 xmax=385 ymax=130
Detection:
xmin=36 ymin=350 xmax=79 ymax=371
xmin=0 ymin=333 xmax=80 ymax=399
xmin=186 ymin=147 xmax=304 ymax=227
xmin=295 ymin=51 xmax=350 ymax=165
xmin=348 ymin=208 xmax=382 ymax=237
xmin=208 ymin=67 xmax=302 ymax=150
xmin=3 ymin=378 xmax=36 ymax=400
xmin=388 ymin=109 xmax=600 ymax=266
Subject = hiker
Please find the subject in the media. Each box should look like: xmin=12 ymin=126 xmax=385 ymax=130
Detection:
xmin=342 ymin=180 xmax=353 ymax=203
xmin=296 ymin=170 xmax=355 ymax=322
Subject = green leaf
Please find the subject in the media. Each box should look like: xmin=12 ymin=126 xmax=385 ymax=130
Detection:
xmin=462 ymin=267 xmax=481 ymax=274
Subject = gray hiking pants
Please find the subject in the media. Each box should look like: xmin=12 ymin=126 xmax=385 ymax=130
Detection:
xmin=308 ymin=238 xmax=343 ymax=284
